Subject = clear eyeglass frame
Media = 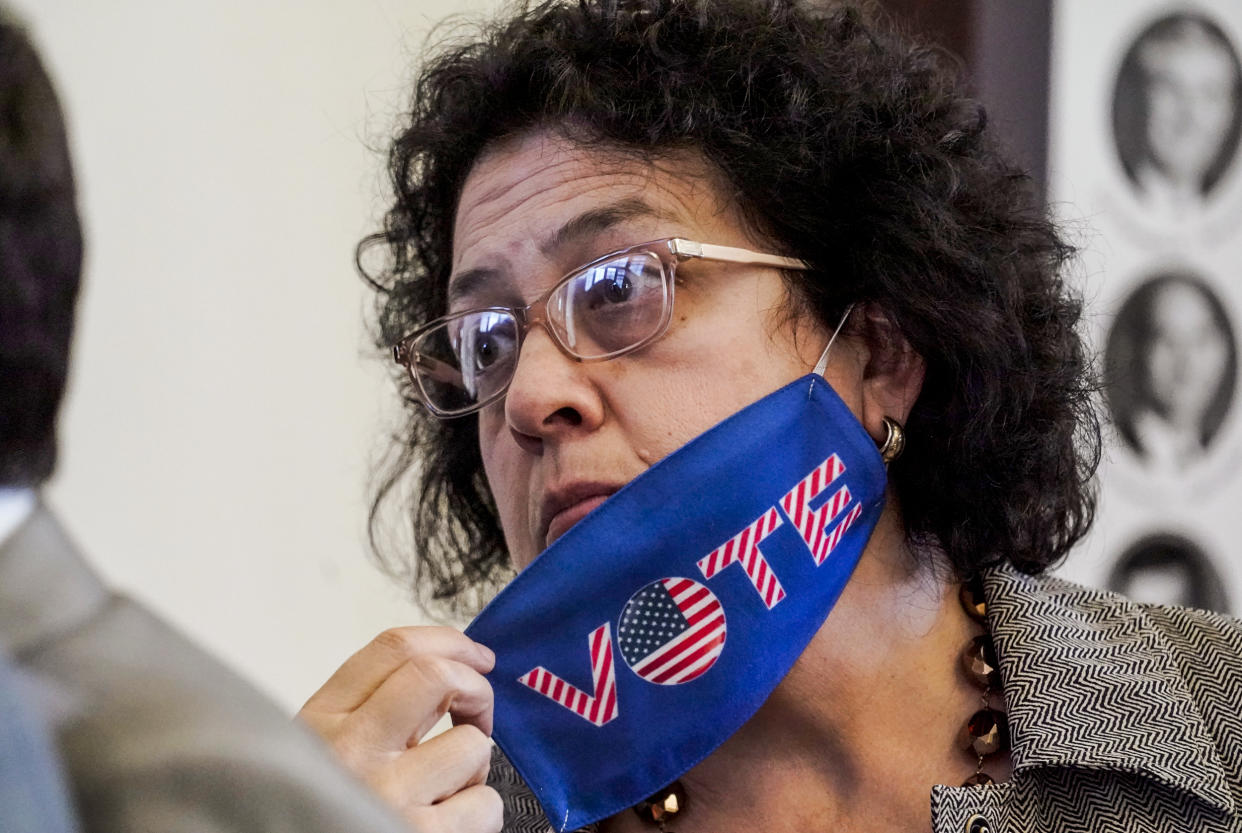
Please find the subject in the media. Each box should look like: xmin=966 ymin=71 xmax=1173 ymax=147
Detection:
xmin=392 ymin=237 xmax=811 ymax=418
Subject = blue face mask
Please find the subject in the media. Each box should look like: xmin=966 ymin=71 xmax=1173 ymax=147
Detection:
xmin=465 ymin=356 xmax=888 ymax=831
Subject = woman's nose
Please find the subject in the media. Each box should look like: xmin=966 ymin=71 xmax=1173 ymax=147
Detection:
xmin=503 ymin=324 xmax=606 ymax=441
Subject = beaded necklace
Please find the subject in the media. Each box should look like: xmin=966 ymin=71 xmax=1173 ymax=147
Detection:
xmin=958 ymin=576 xmax=1010 ymax=785
xmin=633 ymin=576 xmax=1010 ymax=831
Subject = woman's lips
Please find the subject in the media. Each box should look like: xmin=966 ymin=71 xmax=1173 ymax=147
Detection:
xmin=544 ymin=494 xmax=613 ymax=547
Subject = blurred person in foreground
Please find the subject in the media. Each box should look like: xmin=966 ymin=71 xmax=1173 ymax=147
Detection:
xmin=0 ymin=648 xmax=79 ymax=833
xmin=0 ymin=12 xmax=421 ymax=833
xmin=299 ymin=2 xmax=1242 ymax=833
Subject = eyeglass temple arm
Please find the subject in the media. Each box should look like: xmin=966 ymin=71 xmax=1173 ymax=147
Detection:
xmin=393 ymin=343 xmax=466 ymax=388
xmin=667 ymin=238 xmax=811 ymax=271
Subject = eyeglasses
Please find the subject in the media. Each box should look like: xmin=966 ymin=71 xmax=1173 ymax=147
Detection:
xmin=392 ymin=237 xmax=811 ymax=418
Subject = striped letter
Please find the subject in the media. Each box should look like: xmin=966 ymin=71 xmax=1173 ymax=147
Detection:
xmin=697 ymin=507 xmax=787 ymax=609
xmin=779 ymin=454 xmax=863 ymax=566
xmin=518 ymin=623 xmax=619 ymax=727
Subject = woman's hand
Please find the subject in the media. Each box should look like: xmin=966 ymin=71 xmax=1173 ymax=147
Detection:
xmin=299 ymin=627 xmax=502 ymax=833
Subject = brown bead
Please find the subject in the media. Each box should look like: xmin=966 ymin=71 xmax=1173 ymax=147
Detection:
xmin=959 ymin=708 xmax=1009 ymax=757
xmin=959 ymin=580 xmax=986 ymax=622
xmin=960 ymin=634 xmax=1002 ymax=690
xmin=633 ymin=781 xmax=687 ymax=825
xmin=962 ymin=771 xmax=995 ymax=787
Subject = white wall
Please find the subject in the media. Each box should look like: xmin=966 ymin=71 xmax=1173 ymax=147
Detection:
xmin=15 ymin=0 xmax=498 ymax=711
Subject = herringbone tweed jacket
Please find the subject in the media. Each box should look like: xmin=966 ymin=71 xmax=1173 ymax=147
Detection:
xmin=489 ymin=564 xmax=1242 ymax=832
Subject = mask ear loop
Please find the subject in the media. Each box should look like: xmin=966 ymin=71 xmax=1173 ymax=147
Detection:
xmin=812 ymin=303 xmax=855 ymax=379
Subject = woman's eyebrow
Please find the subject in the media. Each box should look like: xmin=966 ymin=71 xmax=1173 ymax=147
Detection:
xmin=448 ymin=199 xmax=668 ymax=305
xmin=447 ymin=266 xmax=503 ymax=308
xmin=538 ymin=198 xmax=667 ymax=257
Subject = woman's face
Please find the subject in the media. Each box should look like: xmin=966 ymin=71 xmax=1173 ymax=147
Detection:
xmin=1141 ymin=34 xmax=1236 ymax=186
xmin=449 ymin=131 xmax=849 ymax=570
xmin=1144 ymin=281 xmax=1229 ymax=424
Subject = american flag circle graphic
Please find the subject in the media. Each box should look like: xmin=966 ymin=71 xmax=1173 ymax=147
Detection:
xmin=617 ymin=577 xmax=727 ymax=685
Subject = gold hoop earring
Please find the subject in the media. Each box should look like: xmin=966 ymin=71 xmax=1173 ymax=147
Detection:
xmin=878 ymin=416 xmax=905 ymax=465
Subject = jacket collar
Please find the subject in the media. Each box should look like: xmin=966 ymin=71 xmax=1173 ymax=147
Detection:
xmin=0 ymin=503 xmax=109 ymax=659
xmin=983 ymin=565 xmax=1235 ymax=816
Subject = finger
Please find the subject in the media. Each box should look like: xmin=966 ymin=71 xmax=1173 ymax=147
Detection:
xmin=303 ymin=627 xmax=494 ymax=714
xmin=396 ymin=724 xmax=493 ymax=806
xmin=407 ymin=784 xmax=504 ymax=833
xmin=345 ymin=656 xmax=494 ymax=749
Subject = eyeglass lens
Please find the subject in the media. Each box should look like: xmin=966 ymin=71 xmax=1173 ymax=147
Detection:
xmin=409 ymin=250 xmax=670 ymax=413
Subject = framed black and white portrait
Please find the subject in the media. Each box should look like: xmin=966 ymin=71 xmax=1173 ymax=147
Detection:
xmin=1105 ymin=272 xmax=1237 ymax=473
xmin=1107 ymin=532 xmax=1231 ymax=613
xmin=1112 ymin=12 xmax=1242 ymax=213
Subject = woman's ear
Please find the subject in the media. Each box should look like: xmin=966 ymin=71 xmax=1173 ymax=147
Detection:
xmin=856 ymin=305 xmax=925 ymax=443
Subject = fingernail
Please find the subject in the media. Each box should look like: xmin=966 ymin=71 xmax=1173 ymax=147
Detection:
xmin=476 ymin=642 xmax=496 ymax=666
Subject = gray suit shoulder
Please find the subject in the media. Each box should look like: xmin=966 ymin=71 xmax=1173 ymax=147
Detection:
xmin=4 ymin=509 xmax=411 ymax=833
xmin=39 ymin=597 xmax=412 ymax=833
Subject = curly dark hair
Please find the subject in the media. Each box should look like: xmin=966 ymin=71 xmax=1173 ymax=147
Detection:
xmin=361 ymin=0 xmax=1100 ymax=614
xmin=0 ymin=12 xmax=83 ymax=487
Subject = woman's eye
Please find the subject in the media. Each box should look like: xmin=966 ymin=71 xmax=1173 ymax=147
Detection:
xmin=472 ymin=334 xmax=501 ymax=367
xmin=603 ymin=273 xmax=634 ymax=303
xmin=583 ymin=264 xmax=639 ymax=307
xmin=473 ymin=332 xmax=515 ymax=370
xmin=459 ymin=314 xmax=517 ymax=372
